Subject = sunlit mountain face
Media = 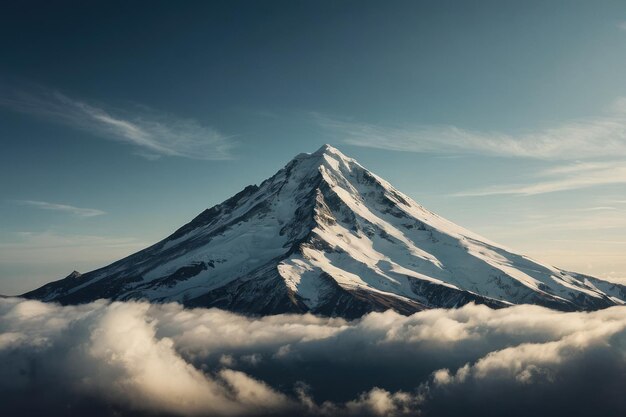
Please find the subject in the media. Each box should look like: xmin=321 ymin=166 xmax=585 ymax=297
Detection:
xmin=25 ymin=145 xmax=626 ymax=316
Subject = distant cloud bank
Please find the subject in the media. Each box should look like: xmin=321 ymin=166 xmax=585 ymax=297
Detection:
xmin=2 ymin=298 xmax=626 ymax=417
xmin=0 ymin=85 xmax=234 ymax=160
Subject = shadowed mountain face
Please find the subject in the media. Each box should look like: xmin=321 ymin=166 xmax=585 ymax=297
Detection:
xmin=24 ymin=145 xmax=626 ymax=317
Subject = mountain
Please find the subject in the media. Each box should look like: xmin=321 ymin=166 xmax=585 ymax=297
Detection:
xmin=24 ymin=145 xmax=626 ymax=317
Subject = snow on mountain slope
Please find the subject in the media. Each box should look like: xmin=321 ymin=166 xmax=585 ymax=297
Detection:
xmin=24 ymin=145 xmax=626 ymax=317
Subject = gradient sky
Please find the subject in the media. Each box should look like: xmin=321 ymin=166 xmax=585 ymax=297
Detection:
xmin=1 ymin=0 xmax=626 ymax=295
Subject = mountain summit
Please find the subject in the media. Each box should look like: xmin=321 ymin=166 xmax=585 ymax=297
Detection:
xmin=25 ymin=145 xmax=626 ymax=317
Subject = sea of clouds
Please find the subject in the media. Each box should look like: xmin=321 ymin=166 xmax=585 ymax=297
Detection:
xmin=1 ymin=297 xmax=626 ymax=417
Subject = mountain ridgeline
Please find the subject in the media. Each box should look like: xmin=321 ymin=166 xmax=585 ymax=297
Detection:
xmin=24 ymin=145 xmax=626 ymax=318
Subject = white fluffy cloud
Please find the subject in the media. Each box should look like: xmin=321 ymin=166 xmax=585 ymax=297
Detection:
xmin=2 ymin=298 xmax=626 ymax=417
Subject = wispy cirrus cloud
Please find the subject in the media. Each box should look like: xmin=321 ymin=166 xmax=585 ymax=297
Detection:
xmin=618 ymin=21 xmax=626 ymax=31
xmin=316 ymin=99 xmax=626 ymax=160
xmin=455 ymin=160 xmax=626 ymax=196
xmin=0 ymin=85 xmax=234 ymax=160
xmin=14 ymin=200 xmax=106 ymax=217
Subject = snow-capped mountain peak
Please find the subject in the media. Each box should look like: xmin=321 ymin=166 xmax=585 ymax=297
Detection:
xmin=24 ymin=145 xmax=626 ymax=317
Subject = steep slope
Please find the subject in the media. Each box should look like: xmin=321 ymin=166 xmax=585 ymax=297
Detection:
xmin=24 ymin=145 xmax=626 ymax=317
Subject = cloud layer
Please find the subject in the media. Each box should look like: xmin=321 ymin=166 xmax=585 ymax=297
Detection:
xmin=0 ymin=86 xmax=233 ymax=160
xmin=2 ymin=298 xmax=626 ymax=417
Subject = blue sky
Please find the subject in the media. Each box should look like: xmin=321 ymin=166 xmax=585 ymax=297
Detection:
xmin=1 ymin=0 xmax=626 ymax=295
